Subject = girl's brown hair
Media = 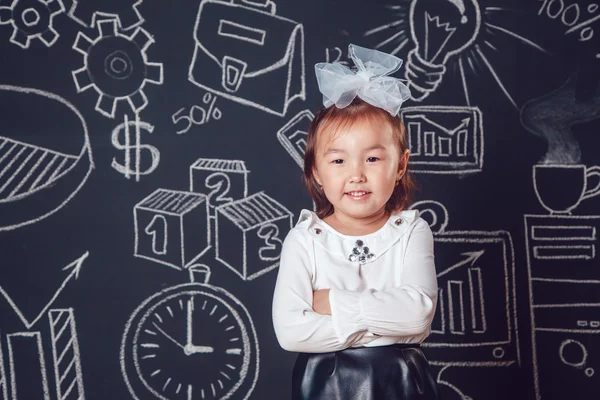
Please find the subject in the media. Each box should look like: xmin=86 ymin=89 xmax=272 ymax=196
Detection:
xmin=304 ymin=97 xmax=417 ymax=218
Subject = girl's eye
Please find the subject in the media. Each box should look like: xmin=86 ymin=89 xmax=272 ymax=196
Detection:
xmin=332 ymin=159 xmax=344 ymax=164
xmin=367 ymin=157 xmax=380 ymax=162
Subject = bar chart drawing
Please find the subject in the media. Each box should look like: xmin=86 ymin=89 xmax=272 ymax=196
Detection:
xmin=49 ymin=308 xmax=86 ymax=400
xmin=399 ymin=106 xmax=484 ymax=174
xmin=7 ymin=332 xmax=51 ymax=400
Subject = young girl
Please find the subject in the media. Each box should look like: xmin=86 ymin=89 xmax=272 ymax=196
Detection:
xmin=272 ymin=44 xmax=439 ymax=400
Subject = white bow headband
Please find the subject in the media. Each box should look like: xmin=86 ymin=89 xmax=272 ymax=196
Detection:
xmin=315 ymin=44 xmax=411 ymax=117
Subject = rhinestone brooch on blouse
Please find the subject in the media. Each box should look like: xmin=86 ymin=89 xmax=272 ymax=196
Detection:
xmin=348 ymin=239 xmax=375 ymax=263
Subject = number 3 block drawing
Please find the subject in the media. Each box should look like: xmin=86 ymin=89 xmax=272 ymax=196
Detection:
xmin=190 ymin=158 xmax=249 ymax=216
xmin=134 ymin=189 xmax=210 ymax=270
xmin=215 ymin=192 xmax=293 ymax=280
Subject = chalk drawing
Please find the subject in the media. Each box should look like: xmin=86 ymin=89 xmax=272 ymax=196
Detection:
xmin=525 ymin=214 xmax=600 ymax=399
xmin=172 ymin=92 xmax=223 ymax=135
xmin=111 ymin=114 xmax=160 ymax=181
xmin=72 ymin=18 xmax=163 ymax=118
xmin=134 ymin=189 xmax=210 ymax=271
xmin=48 ymin=308 xmax=86 ymax=400
xmin=364 ymin=0 xmax=551 ymax=107
xmin=121 ymin=264 xmax=259 ymax=399
xmin=0 ymin=332 xmax=7 ymax=400
xmin=399 ymin=106 xmax=483 ymax=174
xmin=7 ymin=332 xmax=50 ymax=400
xmin=215 ymin=191 xmax=293 ymax=281
xmin=189 ymin=158 xmax=249 ymax=217
xmin=0 ymin=85 xmax=93 ymax=232
xmin=0 ymin=252 xmax=88 ymax=329
xmin=68 ymin=0 xmax=143 ymax=31
xmin=411 ymin=201 xmax=518 ymax=368
xmin=0 ymin=0 xmax=64 ymax=48
xmin=188 ymin=0 xmax=305 ymax=116
xmin=276 ymin=109 xmax=314 ymax=169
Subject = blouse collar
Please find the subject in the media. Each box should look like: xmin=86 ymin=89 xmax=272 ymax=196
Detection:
xmin=295 ymin=208 xmax=420 ymax=264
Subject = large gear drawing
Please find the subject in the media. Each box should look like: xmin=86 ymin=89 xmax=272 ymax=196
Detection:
xmin=68 ymin=0 xmax=143 ymax=31
xmin=0 ymin=0 xmax=64 ymax=48
xmin=71 ymin=18 xmax=163 ymax=119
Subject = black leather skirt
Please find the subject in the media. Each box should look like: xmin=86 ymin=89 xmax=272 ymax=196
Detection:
xmin=292 ymin=344 xmax=439 ymax=400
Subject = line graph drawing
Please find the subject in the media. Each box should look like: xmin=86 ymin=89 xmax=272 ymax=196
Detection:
xmin=68 ymin=0 xmax=143 ymax=31
xmin=399 ymin=106 xmax=483 ymax=174
xmin=134 ymin=189 xmax=210 ymax=270
xmin=7 ymin=332 xmax=50 ymax=400
xmin=189 ymin=158 xmax=249 ymax=217
xmin=188 ymin=0 xmax=305 ymax=116
xmin=215 ymin=191 xmax=293 ymax=281
xmin=72 ymin=18 xmax=163 ymax=118
xmin=0 ymin=85 xmax=93 ymax=232
xmin=48 ymin=308 xmax=86 ymax=400
xmin=0 ymin=0 xmax=64 ymax=49
xmin=364 ymin=0 xmax=552 ymax=108
xmin=121 ymin=264 xmax=259 ymax=400
xmin=0 ymin=252 xmax=88 ymax=329
xmin=276 ymin=109 xmax=314 ymax=168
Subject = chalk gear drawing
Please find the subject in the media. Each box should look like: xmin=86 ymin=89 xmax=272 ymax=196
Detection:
xmin=68 ymin=0 xmax=143 ymax=31
xmin=188 ymin=0 xmax=305 ymax=117
xmin=0 ymin=0 xmax=64 ymax=49
xmin=72 ymin=18 xmax=164 ymax=118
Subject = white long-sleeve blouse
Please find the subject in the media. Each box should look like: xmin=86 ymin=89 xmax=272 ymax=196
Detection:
xmin=272 ymin=209 xmax=438 ymax=353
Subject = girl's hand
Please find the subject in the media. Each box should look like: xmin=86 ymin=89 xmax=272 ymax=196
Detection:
xmin=312 ymin=289 xmax=331 ymax=315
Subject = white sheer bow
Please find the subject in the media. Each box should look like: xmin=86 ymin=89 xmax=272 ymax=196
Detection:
xmin=315 ymin=44 xmax=411 ymax=116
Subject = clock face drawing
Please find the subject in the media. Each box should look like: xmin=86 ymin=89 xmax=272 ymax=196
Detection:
xmin=121 ymin=283 xmax=259 ymax=400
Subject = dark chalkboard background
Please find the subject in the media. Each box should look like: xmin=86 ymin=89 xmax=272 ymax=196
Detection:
xmin=1 ymin=0 xmax=600 ymax=399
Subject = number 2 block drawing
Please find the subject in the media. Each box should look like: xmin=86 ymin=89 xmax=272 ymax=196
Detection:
xmin=190 ymin=158 xmax=249 ymax=216
xmin=134 ymin=189 xmax=210 ymax=270
xmin=215 ymin=192 xmax=293 ymax=280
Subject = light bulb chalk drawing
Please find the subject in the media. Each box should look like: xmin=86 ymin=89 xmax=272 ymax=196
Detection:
xmin=365 ymin=0 xmax=552 ymax=108
xmin=0 ymin=0 xmax=64 ymax=48
xmin=72 ymin=18 xmax=163 ymax=119
xmin=0 ymin=85 xmax=93 ymax=232
xmin=111 ymin=114 xmax=160 ymax=181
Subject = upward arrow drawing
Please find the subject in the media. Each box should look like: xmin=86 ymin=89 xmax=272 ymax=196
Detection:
xmin=437 ymin=250 xmax=484 ymax=278
xmin=0 ymin=251 xmax=89 ymax=329
xmin=407 ymin=115 xmax=471 ymax=136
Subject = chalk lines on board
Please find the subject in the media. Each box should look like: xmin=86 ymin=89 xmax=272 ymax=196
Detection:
xmin=121 ymin=264 xmax=259 ymax=400
xmin=68 ymin=0 xmax=143 ymax=31
xmin=215 ymin=192 xmax=293 ymax=281
xmin=276 ymin=110 xmax=314 ymax=169
xmin=525 ymin=214 xmax=600 ymax=399
xmin=48 ymin=308 xmax=86 ymax=400
xmin=399 ymin=106 xmax=483 ymax=174
xmin=7 ymin=331 xmax=51 ymax=400
xmin=111 ymin=114 xmax=160 ymax=181
xmin=0 ymin=332 xmax=7 ymax=400
xmin=72 ymin=18 xmax=163 ymax=118
xmin=364 ymin=1 xmax=551 ymax=107
xmin=0 ymin=0 xmax=64 ymax=48
xmin=172 ymin=92 xmax=223 ymax=135
xmin=134 ymin=189 xmax=210 ymax=271
xmin=0 ymin=252 xmax=88 ymax=329
xmin=411 ymin=200 xmax=518 ymax=368
xmin=188 ymin=0 xmax=305 ymax=116
xmin=0 ymin=85 xmax=93 ymax=232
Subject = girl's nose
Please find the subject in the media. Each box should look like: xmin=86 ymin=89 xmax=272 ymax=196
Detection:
xmin=348 ymin=164 xmax=366 ymax=183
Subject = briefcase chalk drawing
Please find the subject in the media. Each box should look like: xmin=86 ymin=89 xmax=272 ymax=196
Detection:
xmin=188 ymin=0 xmax=306 ymax=117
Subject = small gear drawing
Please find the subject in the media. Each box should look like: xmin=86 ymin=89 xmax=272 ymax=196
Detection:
xmin=68 ymin=0 xmax=143 ymax=31
xmin=71 ymin=18 xmax=163 ymax=118
xmin=0 ymin=0 xmax=64 ymax=48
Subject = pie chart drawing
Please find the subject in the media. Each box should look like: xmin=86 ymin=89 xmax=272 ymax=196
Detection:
xmin=0 ymin=85 xmax=94 ymax=231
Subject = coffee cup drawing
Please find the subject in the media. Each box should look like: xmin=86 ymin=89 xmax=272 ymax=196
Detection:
xmin=533 ymin=164 xmax=600 ymax=214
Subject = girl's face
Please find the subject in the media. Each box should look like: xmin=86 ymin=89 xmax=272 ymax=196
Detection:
xmin=313 ymin=117 xmax=409 ymax=224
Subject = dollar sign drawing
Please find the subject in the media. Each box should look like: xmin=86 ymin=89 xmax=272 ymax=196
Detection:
xmin=111 ymin=114 xmax=160 ymax=181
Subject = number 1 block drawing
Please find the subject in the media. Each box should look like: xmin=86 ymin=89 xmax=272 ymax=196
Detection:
xmin=134 ymin=189 xmax=210 ymax=270
xmin=215 ymin=192 xmax=293 ymax=280
xmin=190 ymin=158 xmax=249 ymax=216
